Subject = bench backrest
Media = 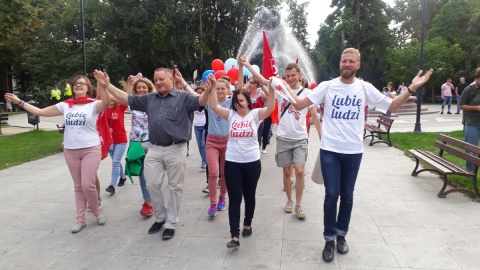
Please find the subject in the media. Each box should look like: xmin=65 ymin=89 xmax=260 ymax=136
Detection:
xmin=0 ymin=113 xmax=8 ymax=121
xmin=435 ymin=134 xmax=480 ymax=167
xmin=376 ymin=115 xmax=394 ymax=129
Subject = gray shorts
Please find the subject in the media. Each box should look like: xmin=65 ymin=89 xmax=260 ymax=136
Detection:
xmin=275 ymin=136 xmax=308 ymax=167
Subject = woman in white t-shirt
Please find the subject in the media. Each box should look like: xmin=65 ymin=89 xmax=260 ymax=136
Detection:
xmin=5 ymin=72 xmax=110 ymax=233
xmin=205 ymin=74 xmax=275 ymax=249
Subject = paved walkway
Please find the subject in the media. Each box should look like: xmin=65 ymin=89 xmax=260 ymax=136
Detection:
xmin=1 ymin=106 xmax=479 ymax=269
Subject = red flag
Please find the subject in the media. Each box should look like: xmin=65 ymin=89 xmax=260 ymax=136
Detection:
xmin=262 ymin=31 xmax=280 ymax=124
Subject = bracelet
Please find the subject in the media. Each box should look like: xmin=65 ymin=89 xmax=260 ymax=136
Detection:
xmin=407 ymin=87 xmax=415 ymax=94
xmin=18 ymin=100 xmax=25 ymax=108
xmin=183 ymin=84 xmax=187 ymax=90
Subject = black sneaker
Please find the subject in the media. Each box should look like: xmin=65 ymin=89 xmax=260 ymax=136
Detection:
xmin=447 ymin=111 xmax=452 ymax=114
xmin=162 ymin=228 xmax=175 ymax=240
xmin=242 ymin=227 xmax=252 ymax=238
xmin=118 ymin=177 xmax=127 ymax=187
xmin=105 ymin=185 xmax=115 ymax=194
xmin=322 ymin=240 xmax=335 ymax=262
xmin=440 ymin=111 xmax=443 ymax=114
xmin=336 ymin=235 xmax=349 ymax=254
xmin=148 ymin=221 xmax=165 ymax=234
xmin=226 ymin=239 xmax=240 ymax=248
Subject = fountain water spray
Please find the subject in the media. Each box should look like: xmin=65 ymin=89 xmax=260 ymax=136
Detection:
xmin=237 ymin=6 xmax=317 ymax=84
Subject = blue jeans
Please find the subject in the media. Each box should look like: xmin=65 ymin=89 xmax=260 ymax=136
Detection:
xmin=138 ymin=141 xmax=151 ymax=202
xmin=108 ymin=143 xmax=127 ymax=186
xmin=194 ymin=126 xmax=206 ymax=163
xmin=441 ymin=96 xmax=452 ymax=111
xmin=456 ymin=95 xmax=462 ymax=113
xmin=320 ymin=149 xmax=362 ymax=241
xmin=464 ymin=124 xmax=480 ymax=172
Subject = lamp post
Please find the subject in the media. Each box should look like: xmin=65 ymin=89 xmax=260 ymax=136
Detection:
xmin=414 ymin=0 xmax=426 ymax=133
xmin=80 ymin=0 xmax=86 ymax=76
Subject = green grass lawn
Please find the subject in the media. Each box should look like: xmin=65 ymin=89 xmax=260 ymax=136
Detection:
xmin=390 ymin=130 xmax=477 ymax=193
xmin=0 ymin=130 xmax=63 ymax=170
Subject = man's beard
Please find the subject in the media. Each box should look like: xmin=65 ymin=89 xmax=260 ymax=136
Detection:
xmin=340 ymin=69 xmax=356 ymax=80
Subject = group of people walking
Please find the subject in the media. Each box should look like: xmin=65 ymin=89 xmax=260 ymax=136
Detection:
xmin=4 ymin=47 xmax=434 ymax=262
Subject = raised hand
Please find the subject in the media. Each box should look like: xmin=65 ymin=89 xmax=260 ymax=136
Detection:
xmin=238 ymin=55 xmax=250 ymax=67
xmin=4 ymin=93 xmax=20 ymax=104
xmin=411 ymin=68 xmax=434 ymax=90
xmin=205 ymin=74 xmax=216 ymax=92
xmin=93 ymin=70 xmax=110 ymax=88
xmin=127 ymin=75 xmax=135 ymax=86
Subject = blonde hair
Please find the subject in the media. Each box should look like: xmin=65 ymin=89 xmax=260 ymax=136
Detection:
xmin=133 ymin=78 xmax=156 ymax=93
xmin=342 ymin=48 xmax=361 ymax=62
xmin=217 ymin=78 xmax=231 ymax=89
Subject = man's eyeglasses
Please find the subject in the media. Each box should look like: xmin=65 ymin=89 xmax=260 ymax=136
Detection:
xmin=74 ymin=82 xmax=87 ymax=86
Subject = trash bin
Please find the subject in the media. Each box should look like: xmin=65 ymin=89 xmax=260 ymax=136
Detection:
xmin=26 ymin=100 xmax=40 ymax=130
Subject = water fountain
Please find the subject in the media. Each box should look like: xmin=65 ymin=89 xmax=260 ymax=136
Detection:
xmin=236 ymin=6 xmax=317 ymax=84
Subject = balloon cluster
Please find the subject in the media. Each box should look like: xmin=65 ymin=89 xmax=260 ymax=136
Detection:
xmin=201 ymin=58 xmax=260 ymax=83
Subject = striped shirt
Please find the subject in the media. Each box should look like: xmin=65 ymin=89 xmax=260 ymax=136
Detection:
xmin=128 ymin=88 xmax=200 ymax=145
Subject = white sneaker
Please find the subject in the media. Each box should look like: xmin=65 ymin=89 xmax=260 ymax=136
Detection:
xmin=284 ymin=200 xmax=294 ymax=213
xmin=261 ymin=150 xmax=267 ymax=154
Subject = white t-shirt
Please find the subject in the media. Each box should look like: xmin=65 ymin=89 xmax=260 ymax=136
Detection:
xmin=56 ymin=101 xmax=101 ymax=149
xmin=276 ymin=87 xmax=314 ymax=140
xmin=226 ymin=109 xmax=261 ymax=163
xmin=193 ymin=110 xmax=206 ymax=126
xmin=308 ymin=78 xmax=392 ymax=154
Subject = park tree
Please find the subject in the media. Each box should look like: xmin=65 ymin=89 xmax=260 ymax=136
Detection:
xmin=427 ymin=0 xmax=480 ymax=75
xmin=313 ymin=0 xmax=394 ymax=86
xmin=390 ymin=0 xmax=449 ymax=46
xmin=8 ymin=0 xmax=285 ymax=98
xmin=385 ymin=37 xmax=464 ymax=103
xmin=286 ymin=0 xmax=310 ymax=49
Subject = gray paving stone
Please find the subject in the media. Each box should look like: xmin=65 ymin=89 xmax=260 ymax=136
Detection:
xmin=0 ymin=249 xmax=66 ymax=270
xmin=281 ymin=240 xmax=335 ymax=265
xmin=378 ymin=226 xmax=438 ymax=245
xmin=106 ymin=255 xmax=169 ymax=270
xmin=389 ymin=244 xmax=460 ymax=269
xmin=370 ymin=211 xmax=423 ymax=227
xmin=0 ymin=112 xmax=476 ymax=269
xmin=165 ymin=257 xmax=224 ymax=269
xmin=48 ymin=252 xmax=116 ymax=270
xmin=336 ymin=243 xmax=399 ymax=268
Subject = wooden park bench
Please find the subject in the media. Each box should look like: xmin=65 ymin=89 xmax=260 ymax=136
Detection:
xmin=363 ymin=115 xmax=394 ymax=147
xmin=408 ymin=134 xmax=480 ymax=198
xmin=56 ymin=124 xmax=65 ymax=134
xmin=0 ymin=113 xmax=8 ymax=135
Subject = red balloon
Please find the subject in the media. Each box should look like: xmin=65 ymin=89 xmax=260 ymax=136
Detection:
xmin=211 ymin=59 xmax=224 ymax=72
xmin=214 ymin=70 xmax=227 ymax=80
xmin=310 ymin=82 xmax=317 ymax=89
xmin=227 ymin=67 xmax=239 ymax=83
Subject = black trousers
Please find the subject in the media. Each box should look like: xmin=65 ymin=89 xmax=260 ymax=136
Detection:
xmin=224 ymin=160 xmax=261 ymax=238
xmin=261 ymin=116 xmax=272 ymax=150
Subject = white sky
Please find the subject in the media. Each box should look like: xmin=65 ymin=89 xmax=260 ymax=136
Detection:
xmin=301 ymin=0 xmax=396 ymax=47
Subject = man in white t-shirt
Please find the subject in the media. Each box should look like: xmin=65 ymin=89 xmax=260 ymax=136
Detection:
xmin=240 ymin=58 xmax=321 ymax=220
xmin=285 ymin=48 xmax=433 ymax=262
xmin=275 ymin=63 xmax=321 ymax=220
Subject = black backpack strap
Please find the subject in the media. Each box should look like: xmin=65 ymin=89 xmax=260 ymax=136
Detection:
xmin=280 ymin=88 xmax=304 ymax=118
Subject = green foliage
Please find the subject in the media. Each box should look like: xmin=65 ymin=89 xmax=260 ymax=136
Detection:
xmin=286 ymin=0 xmax=310 ymax=49
xmin=428 ymin=0 xmax=480 ymax=75
xmin=391 ymin=0 xmax=449 ymax=46
xmin=392 ymin=130 xmax=477 ymax=193
xmin=313 ymin=0 xmax=394 ymax=85
xmin=385 ymin=37 xmax=464 ymax=99
xmin=0 ymin=130 xmax=63 ymax=170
